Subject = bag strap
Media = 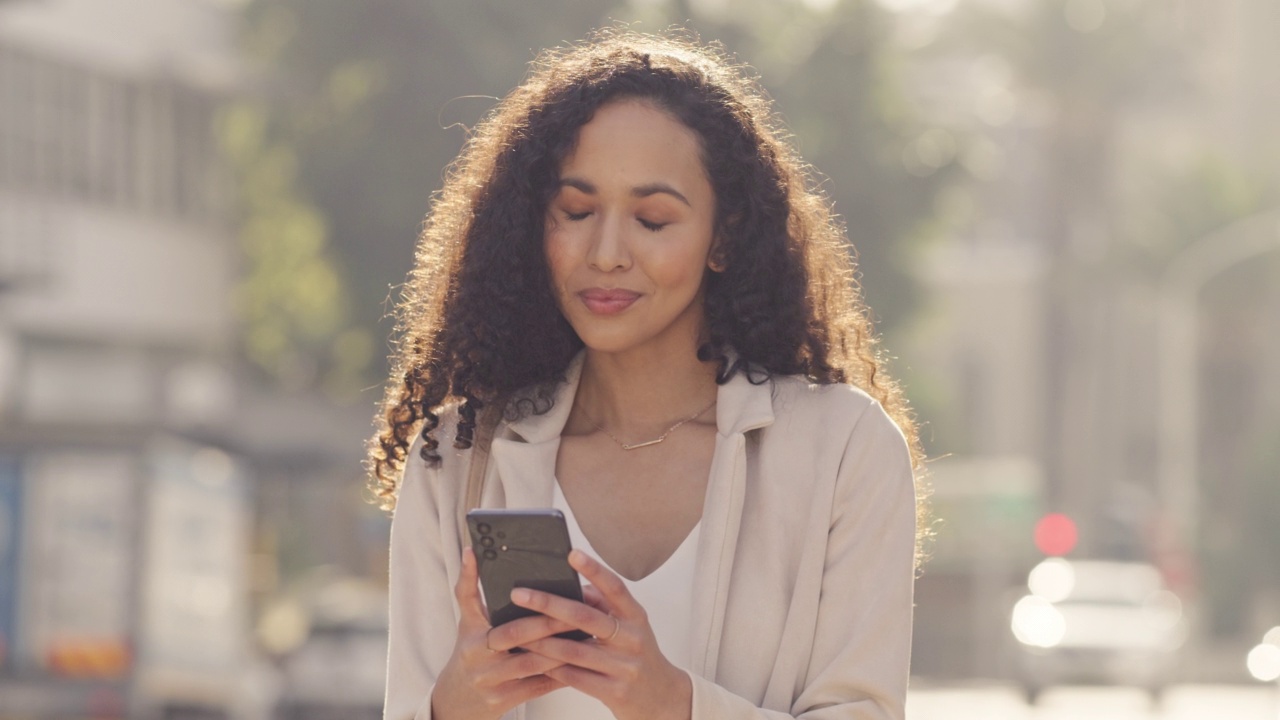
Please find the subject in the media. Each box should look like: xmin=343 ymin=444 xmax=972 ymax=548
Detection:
xmin=458 ymin=403 xmax=501 ymax=548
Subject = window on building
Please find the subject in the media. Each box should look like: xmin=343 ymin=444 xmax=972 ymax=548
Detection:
xmin=0 ymin=42 xmax=228 ymax=228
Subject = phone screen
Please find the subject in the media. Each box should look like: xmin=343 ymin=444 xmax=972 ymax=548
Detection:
xmin=466 ymin=509 xmax=590 ymax=641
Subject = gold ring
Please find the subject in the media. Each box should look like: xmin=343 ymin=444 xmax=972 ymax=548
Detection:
xmin=485 ymin=628 xmax=502 ymax=653
xmin=603 ymin=616 xmax=621 ymax=642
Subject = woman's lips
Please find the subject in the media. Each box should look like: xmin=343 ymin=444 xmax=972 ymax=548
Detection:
xmin=578 ymin=288 xmax=641 ymax=315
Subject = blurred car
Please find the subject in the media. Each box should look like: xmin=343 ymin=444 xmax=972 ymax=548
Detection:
xmin=1007 ymin=558 xmax=1188 ymax=704
xmin=272 ymin=577 xmax=387 ymax=720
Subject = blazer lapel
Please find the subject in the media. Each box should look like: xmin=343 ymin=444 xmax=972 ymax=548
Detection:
xmin=690 ymin=369 xmax=774 ymax=679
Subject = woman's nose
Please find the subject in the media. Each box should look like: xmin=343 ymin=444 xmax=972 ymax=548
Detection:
xmin=587 ymin=212 xmax=631 ymax=271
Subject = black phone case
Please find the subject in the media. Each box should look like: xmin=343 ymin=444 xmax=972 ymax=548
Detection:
xmin=466 ymin=509 xmax=590 ymax=641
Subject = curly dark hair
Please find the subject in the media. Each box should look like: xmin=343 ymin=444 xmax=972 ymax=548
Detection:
xmin=367 ymin=29 xmax=927 ymax=551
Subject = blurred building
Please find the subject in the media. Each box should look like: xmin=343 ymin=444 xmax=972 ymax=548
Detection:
xmin=0 ymin=0 xmax=270 ymax=716
xmin=0 ymin=0 xmax=388 ymax=714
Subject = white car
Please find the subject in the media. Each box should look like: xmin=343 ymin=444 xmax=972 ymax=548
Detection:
xmin=1007 ymin=558 xmax=1188 ymax=704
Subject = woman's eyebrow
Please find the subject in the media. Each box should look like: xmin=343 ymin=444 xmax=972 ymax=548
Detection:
xmin=558 ymin=177 xmax=691 ymax=207
xmin=633 ymin=182 xmax=691 ymax=207
xmin=558 ymin=177 xmax=597 ymax=194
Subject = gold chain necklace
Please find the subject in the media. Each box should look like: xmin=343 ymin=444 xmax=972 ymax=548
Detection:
xmin=577 ymin=397 xmax=717 ymax=450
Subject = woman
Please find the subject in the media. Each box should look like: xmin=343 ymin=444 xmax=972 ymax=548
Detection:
xmin=369 ymin=30 xmax=925 ymax=720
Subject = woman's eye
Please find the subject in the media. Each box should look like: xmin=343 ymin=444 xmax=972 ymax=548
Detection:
xmin=563 ymin=210 xmax=591 ymax=221
xmin=638 ymin=218 xmax=668 ymax=232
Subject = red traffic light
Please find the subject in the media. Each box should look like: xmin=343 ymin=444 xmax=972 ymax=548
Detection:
xmin=1034 ymin=513 xmax=1078 ymax=556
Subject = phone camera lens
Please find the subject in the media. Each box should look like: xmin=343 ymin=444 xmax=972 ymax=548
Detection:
xmin=479 ymin=536 xmax=494 ymax=548
xmin=477 ymin=522 xmax=491 ymax=535
xmin=482 ymin=549 xmax=498 ymax=561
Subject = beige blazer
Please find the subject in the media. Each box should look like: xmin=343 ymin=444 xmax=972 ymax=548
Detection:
xmin=384 ymin=354 xmax=917 ymax=719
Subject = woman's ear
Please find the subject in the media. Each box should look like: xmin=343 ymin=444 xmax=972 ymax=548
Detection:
xmin=707 ymin=246 xmax=727 ymax=273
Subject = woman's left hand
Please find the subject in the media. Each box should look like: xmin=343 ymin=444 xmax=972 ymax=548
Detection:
xmin=510 ymin=549 xmax=693 ymax=720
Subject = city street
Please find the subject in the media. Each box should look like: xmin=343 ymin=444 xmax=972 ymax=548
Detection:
xmin=2 ymin=1 xmax=1278 ymax=719
xmin=907 ymin=684 xmax=1279 ymax=720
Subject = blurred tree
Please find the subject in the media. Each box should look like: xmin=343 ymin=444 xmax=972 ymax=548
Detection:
xmin=218 ymin=102 xmax=369 ymax=398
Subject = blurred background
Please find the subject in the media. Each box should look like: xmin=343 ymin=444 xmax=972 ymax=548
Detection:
xmin=0 ymin=0 xmax=1277 ymax=717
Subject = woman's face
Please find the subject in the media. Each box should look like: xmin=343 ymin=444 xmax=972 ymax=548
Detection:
xmin=544 ymin=99 xmax=717 ymax=358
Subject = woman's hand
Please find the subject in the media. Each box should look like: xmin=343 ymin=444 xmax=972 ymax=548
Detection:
xmin=512 ymin=549 xmax=694 ymax=720
xmin=431 ymin=547 xmax=574 ymax=720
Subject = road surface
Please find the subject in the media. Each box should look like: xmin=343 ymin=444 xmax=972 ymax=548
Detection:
xmin=907 ymin=683 xmax=1279 ymax=719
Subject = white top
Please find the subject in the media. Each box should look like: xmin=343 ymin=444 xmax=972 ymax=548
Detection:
xmin=524 ymin=481 xmax=701 ymax=719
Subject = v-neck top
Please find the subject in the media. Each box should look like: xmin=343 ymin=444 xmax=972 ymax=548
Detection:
xmin=523 ymin=481 xmax=702 ymax=719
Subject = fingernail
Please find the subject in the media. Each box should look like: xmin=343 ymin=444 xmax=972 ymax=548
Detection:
xmin=512 ymin=588 xmax=531 ymax=604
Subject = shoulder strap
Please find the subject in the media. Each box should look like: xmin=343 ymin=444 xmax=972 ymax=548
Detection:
xmin=458 ymin=403 xmax=501 ymax=548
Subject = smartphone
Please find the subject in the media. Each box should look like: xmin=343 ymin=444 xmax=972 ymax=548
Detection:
xmin=466 ymin=508 xmax=590 ymax=642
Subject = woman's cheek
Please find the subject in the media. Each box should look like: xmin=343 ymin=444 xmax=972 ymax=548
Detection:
xmin=543 ymin=233 xmax=571 ymax=281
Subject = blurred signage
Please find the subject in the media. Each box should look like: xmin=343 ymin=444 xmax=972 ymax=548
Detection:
xmin=0 ymin=457 xmax=20 ymax=671
xmin=19 ymin=452 xmax=136 ymax=677
xmin=927 ymin=455 xmax=1043 ymax=569
xmin=139 ymin=439 xmax=248 ymax=675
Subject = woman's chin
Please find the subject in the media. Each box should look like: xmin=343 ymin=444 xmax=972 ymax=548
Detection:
xmin=573 ymin=334 xmax=645 ymax=355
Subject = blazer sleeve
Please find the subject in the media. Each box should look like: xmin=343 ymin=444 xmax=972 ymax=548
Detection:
xmin=689 ymin=399 xmax=918 ymax=719
xmin=384 ymin=443 xmax=459 ymax=720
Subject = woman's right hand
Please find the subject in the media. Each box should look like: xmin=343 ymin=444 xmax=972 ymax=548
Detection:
xmin=430 ymin=547 xmax=572 ymax=720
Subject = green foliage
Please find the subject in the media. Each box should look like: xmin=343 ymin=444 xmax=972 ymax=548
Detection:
xmin=218 ymin=102 xmax=373 ymax=398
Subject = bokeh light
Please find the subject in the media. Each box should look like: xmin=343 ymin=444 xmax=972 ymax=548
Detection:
xmin=1027 ymin=557 xmax=1075 ymax=602
xmin=1246 ymin=643 xmax=1280 ymax=682
xmin=1034 ymin=513 xmax=1078 ymax=556
xmin=1011 ymin=595 xmax=1067 ymax=648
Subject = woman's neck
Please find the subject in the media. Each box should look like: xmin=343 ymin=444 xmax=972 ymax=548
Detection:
xmin=575 ymin=346 xmax=720 ymax=433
